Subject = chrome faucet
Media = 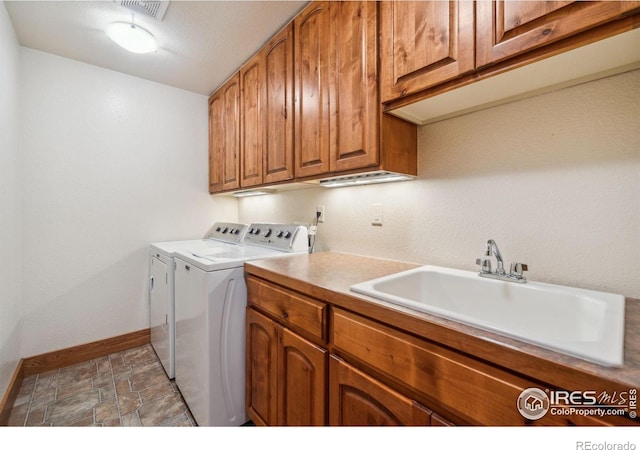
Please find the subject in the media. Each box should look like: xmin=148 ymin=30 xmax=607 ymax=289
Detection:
xmin=485 ymin=239 xmax=505 ymax=275
xmin=476 ymin=239 xmax=528 ymax=283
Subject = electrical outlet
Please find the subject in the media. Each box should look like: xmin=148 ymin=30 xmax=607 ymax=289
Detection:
xmin=371 ymin=203 xmax=383 ymax=226
xmin=316 ymin=205 xmax=325 ymax=223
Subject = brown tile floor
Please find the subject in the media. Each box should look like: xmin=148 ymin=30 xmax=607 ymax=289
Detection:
xmin=7 ymin=344 xmax=195 ymax=426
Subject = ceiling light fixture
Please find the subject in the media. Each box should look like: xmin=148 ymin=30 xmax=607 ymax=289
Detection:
xmin=106 ymin=22 xmax=158 ymax=54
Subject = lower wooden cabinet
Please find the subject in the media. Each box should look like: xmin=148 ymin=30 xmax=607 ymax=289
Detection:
xmin=329 ymin=355 xmax=431 ymax=426
xmin=245 ymin=307 xmax=278 ymax=426
xmin=246 ymin=307 xmax=327 ymax=426
xmin=246 ymin=274 xmax=636 ymax=426
xmin=280 ymin=327 xmax=327 ymax=425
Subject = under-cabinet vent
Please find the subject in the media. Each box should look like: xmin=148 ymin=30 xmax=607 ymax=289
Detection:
xmin=116 ymin=0 xmax=170 ymax=21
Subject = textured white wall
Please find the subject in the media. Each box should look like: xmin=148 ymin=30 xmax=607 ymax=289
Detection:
xmin=239 ymin=69 xmax=640 ymax=299
xmin=19 ymin=48 xmax=237 ymax=357
xmin=0 ymin=3 xmax=22 ymax=399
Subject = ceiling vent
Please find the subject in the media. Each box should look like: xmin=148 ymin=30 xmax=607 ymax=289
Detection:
xmin=116 ymin=1 xmax=170 ymax=21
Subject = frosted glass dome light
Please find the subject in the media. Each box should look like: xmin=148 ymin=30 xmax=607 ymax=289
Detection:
xmin=106 ymin=22 xmax=157 ymax=54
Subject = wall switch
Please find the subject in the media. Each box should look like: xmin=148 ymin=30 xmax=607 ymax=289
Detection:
xmin=316 ymin=205 xmax=325 ymax=223
xmin=371 ymin=203 xmax=383 ymax=226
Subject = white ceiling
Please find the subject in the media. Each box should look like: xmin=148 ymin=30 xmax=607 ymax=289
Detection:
xmin=5 ymin=0 xmax=308 ymax=96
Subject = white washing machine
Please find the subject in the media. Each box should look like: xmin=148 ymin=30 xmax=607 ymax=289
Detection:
xmin=173 ymin=223 xmax=309 ymax=426
xmin=149 ymin=222 xmax=248 ymax=379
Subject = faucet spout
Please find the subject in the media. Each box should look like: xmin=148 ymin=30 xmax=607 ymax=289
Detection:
xmin=485 ymin=239 xmax=505 ymax=275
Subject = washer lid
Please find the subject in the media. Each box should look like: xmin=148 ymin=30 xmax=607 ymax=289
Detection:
xmin=174 ymin=245 xmax=287 ymax=272
xmin=150 ymin=239 xmax=210 ymax=257
xmin=150 ymin=238 xmax=242 ymax=258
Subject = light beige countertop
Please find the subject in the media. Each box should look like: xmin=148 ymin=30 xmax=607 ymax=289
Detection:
xmin=245 ymin=251 xmax=640 ymax=393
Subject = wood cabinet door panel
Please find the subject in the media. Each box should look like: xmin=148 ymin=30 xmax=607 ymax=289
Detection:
xmin=240 ymin=55 xmax=264 ymax=187
xmin=221 ymin=74 xmax=240 ymax=191
xmin=279 ymin=327 xmax=327 ymax=426
xmin=380 ymin=0 xmax=475 ymax=102
xmin=476 ymin=1 xmax=640 ymax=67
xmin=329 ymin=1 xmax=379 ymax=172
xmin=294 ymin=2 xmax=331 ymax=178
xmin=208 ymin=94 xmax=224 ymax=193
xmin=246 ymin=308 xmax=278 ymax=426
xmin=264 ymin=25 xmax=294 ymax=184
xmin=329 ymin=356 xmax=431 ymax=426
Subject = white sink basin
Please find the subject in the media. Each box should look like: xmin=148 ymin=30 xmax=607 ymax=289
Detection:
xmin=350 ymin=266 xmax=625 ymax=367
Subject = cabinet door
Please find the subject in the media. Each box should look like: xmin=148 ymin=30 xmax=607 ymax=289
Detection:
xmin=380 ymin=1 xmax=475 ymax=103
xmin=279 ymin=327 xmax=327 ymax=426
xmin=208 ymin=93 xmax=224 ymax=193
xmin=240 ymin=53 xmax=264 ymax=188
xmin=263 ymin=24 xmax=295 ymax=184
xmin=329 ymin=1 xmax=379 ymax=172
xmin=221 ymin=73 xmax=241 ymax=191
xmin=294 ymin=1 xmax=331 ymax=178
xmin=476 ymin=1 xmax=640 ymax=68
xmin=431 ymin=413 xmax=455 ymax=427
xmin=246 ymin=308 xmax=278 ymax=426
xmin=329 ymin=356 xmax=431 ymax=426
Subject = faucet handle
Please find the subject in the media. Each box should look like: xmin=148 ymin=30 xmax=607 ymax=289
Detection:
xmin=476 ymin=258 xmax=491 ymax=274
xmin=510 ymin=262 xmax=528 ymax=278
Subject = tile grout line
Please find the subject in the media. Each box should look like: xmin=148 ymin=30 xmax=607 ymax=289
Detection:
xmin=108 ymin=351 xmax=125 ymax=426
xmin=21 ymin=373 xmax=38 ymax=426
xmin=92 ymin=359 xmax=99 ymax=426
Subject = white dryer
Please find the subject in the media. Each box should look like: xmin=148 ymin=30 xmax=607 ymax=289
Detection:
xmin=149 ymin=222 xmax=247 ymax=379
xmin=173 ymin=223 xmax=309 ymax=426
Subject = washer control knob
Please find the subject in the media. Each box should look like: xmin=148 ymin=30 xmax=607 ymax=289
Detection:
xmin=276 ymin=231 xmax=284 ymax=238
xmin=222 ymin=227 xmax=229 ymax=233
xmin=264 ymin=228 xmax=272 ymax=238
xmin=283 ymin=231 xmax=292 ymax=239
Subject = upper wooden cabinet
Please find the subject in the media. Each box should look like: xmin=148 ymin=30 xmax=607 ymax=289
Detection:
xmin=476 ymin=1 xmax=640 ymax=68
xmin=295 ymin=1 xmax=416 ymax=180
xmin=211 ymin=1 xmax=639 ymax=192
xmin=263 ymin=25 xmax=295 ymax=185
xmin=328 ymin=1 xmax=379 ymax=173
xmin=240 ymin=52 xmax=264 ymax=188
xmin=240 ymin=24 xmax=295 ymax=189
xmin=380 ymin=0 xmax=475 ymax=103
xmin=208 ymin=94 xmax=223 ymax=193
xmin=209 ymin=73 xmax=240 ymax=193
xmin=380 ymin=0 xmax=640 ymax=106
xmin=294 ymin=2 xmax=331 ymax=178
xmin=210 ymin=1 xmax=417 ymax=193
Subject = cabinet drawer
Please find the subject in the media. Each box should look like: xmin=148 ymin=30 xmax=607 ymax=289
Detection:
xmin=247 ymin=276 xmax=328 ymax=342
xmin=332 ymin=308 xmax=595 ymax=426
